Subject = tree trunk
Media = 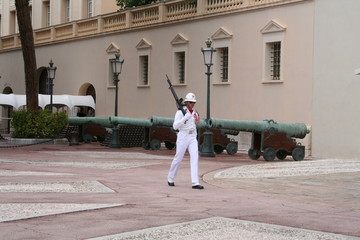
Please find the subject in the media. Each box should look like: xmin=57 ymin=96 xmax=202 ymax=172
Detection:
xmin=15 ymin=0 xmax=38 ymax=111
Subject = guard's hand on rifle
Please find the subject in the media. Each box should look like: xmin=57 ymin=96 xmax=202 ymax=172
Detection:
xmin=183 ymin=112 xmax=192 ymax=122
xmin=194 ymin=113 xmax=200 ymax=123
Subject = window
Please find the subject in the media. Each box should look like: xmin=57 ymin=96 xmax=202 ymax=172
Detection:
xmin=41 ymin=1 xmax=50 ymax=27
xmin=218 ymin=47 xmax=229 ymax=82
xmin=265 ymin=41 xmax=282 ymax=81
xmin=62 ymin=0 xmax=70 ymax=23
xmin=65 ymin=0 xmax=70 ymax=22
xmin=139 ymin=55 xmax=149 ymax=85
xmin=9 ymin=11 xmax=16 ymax=34
xmin=261 ymin=20 xmax=286 ymax=82
xmin=171 ymin=34 xmax=188 ymax=84
xmin=175 ymin=51 xmax=185 ymax=84
xmin=270 ymin=42 xmax=281 ymax=80
xmin=46 ymin=3 xmax=51 ymax=26
xmin=212 ymin=46 xmax=230 ymax=84
xmin=136 ymin=38 xmax=151 ymax=86
xmin=211 ymin=27 xmax=232 ymax=84
xmin=88 ymin=0 xmax=93 ymax=18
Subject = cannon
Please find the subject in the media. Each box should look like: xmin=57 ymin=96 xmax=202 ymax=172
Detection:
xmin=68 ymin=116 xmax=152 ymax=146
xmin=109 ymin=116 xmax=152 ymax=127
xmin=68 ymin=117 xmax=112 ymax=143
xmin=150 ymin=116 xmax=208 ymax=129
xmin=68 ymin=116 xmax=153 ymax=128
xmin=68 ymin=117 xmax=112 ymax=127
xmin=149 ymin=116 xmax=239 ymax=154
xmin=209 ymin=118 xmax=310 ymax=161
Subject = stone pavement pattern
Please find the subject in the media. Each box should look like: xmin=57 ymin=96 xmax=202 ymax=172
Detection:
xmin=0 ymin=142 xmax=359 ymax=239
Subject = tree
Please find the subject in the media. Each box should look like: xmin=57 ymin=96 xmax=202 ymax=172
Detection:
xmin=15 ymin=0 xmax=38 ymax=111
xmin=116 ymin=0 xmax=158 ymax=9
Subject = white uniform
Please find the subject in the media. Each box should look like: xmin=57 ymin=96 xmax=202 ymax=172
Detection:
xmin=168 ymin=107 xmax=200 ymax=186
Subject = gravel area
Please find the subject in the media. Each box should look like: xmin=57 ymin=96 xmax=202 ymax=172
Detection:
xmin=0 ymin=159 xmax=161 ymax=169
xmin=35 ymin=151 xmax=172 ymax=160
xmin=214 ymin=159 xmax=360 ymax=178
xmin=0 ymin=180 xmax=114 ymax=193
xmin=0 ymin=170 xmax=73 ymax=176
xmin=0 ymin=203 xmax=123 ymax=222
xmin=87 ymin=217 xmax=358 ymax=240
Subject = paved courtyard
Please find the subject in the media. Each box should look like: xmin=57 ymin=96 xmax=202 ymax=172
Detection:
xmin=0 ymin=141 xmax=359 ymax=239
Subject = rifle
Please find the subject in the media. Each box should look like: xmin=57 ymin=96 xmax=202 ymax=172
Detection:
xmin=166 ymin=75 xmax=186 ymax=115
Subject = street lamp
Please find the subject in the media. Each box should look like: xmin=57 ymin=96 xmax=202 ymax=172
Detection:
xmin=110 ymin=52 xmax=124 ymax=116
xmin=46 ymin=60 xmax=57 ymax=112
xmin=200 ymin=38 xmax=216 ymax=157
xmin=109 ymin=52 xmax=124 ymax=148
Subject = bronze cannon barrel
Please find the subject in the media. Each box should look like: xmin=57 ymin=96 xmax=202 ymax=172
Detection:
xmin=68 ymin=116 xmax=153 ymax=128
xmin=68 ymin=117 xmax=113 ymax=127
xmin=150 ymin=116 xmax=208 ymax=129
xmin=109 ymin=116 xmax=153 ymax=127
xmin=209 ymin=118 xmax=310 ymax=139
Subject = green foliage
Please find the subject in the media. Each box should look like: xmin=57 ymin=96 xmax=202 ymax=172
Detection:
xmin=116 ymin=0 xmax=158 ymax=8
xmin=11 ymin=109 xmax=68 ymax=138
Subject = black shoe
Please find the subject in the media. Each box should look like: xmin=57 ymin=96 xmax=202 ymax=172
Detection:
xmin=168 ymin=181 xmax=175 ymax=187
xmin=192 ymin=185 xmax=204 ymax=189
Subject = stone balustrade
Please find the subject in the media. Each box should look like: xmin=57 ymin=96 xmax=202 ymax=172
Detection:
xmin=0 ymin=0 xmax=306 ymax=51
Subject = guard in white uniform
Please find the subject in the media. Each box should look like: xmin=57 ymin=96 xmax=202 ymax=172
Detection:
xmin=167 ymin=93 xmax=204 ymax=189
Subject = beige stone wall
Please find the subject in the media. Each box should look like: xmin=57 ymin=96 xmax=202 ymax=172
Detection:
xmin=312 ymin=0 xmax=360 ymax=158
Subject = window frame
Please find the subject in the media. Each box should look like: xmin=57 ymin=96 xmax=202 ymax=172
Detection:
xmin=174 ymin=51 xmax=186 ymax=84
xmin=261 ymin=20 xmax=286 ymax=83
xmin=212 ymin=38 xmax=231 ymax=85
xmin=138 ymin=54 xmax=150 ymax=86
xmin=88 ymin=0 xmax=93 ymax=18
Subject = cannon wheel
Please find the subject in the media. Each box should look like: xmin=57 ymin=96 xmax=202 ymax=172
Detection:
xmin=150 ymin=139 xmax=161 ymax=150
xmin=165 ymin=141 xmax=175 ymax=150
xmin=263 ymin=147 xmax=276 ymax=161
xmin=97 ymin=135 xmax=105 ymax=143
xmin=248 ymin=149 xmax=260 ymax=160
xmin=83 ymin=133 xmax=93 ymax=143
xmin=142 ymin=142 xmax=150 ymax=150
xmin=292 ymin=147 xmax=305 ymax=161
xmin=214 ymin=144 xmax=224 ymax=154
xmin=276 ymin=149 xmax=288 ymax=160
xmin=226 ymin=142 xmax=238 ymax=155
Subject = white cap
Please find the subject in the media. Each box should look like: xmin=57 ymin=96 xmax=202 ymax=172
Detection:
xmin=184 ymin=92 xmax=197 ymax=102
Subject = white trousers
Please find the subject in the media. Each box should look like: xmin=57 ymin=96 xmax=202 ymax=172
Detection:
xmin=168 ymin=131 xmax=199 ymax=185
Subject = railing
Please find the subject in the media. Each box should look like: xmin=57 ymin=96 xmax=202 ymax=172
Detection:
xmin=103 ymin=14 xmax=127 ymax=32
xmin=77 ymin=19 xmax=98 ymax=36
xmin=1 ymin=35 xmax=17 ymax=49
xmin=34 ymin=29 xmax=52 ymax=44
xmin=167 ymin=1 xmax=197 ymax=20
xmin=0 ymin=0 xmax=307 ymax=51
xmin=206 ymin=0 xmax=245 ymax=13
xmin=132 ymin=6 xmax=160 ymax=26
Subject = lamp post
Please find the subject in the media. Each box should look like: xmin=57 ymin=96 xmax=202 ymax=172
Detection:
xmin=46 ymin=60 xmax=57 ymax=112
xmin=109 ymin=52 xmax=124 ymax=148
xmin=110 ymin=52 xmax=124 ymax=116
xmin=200 ymin=38 xmax=216 ymax=157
